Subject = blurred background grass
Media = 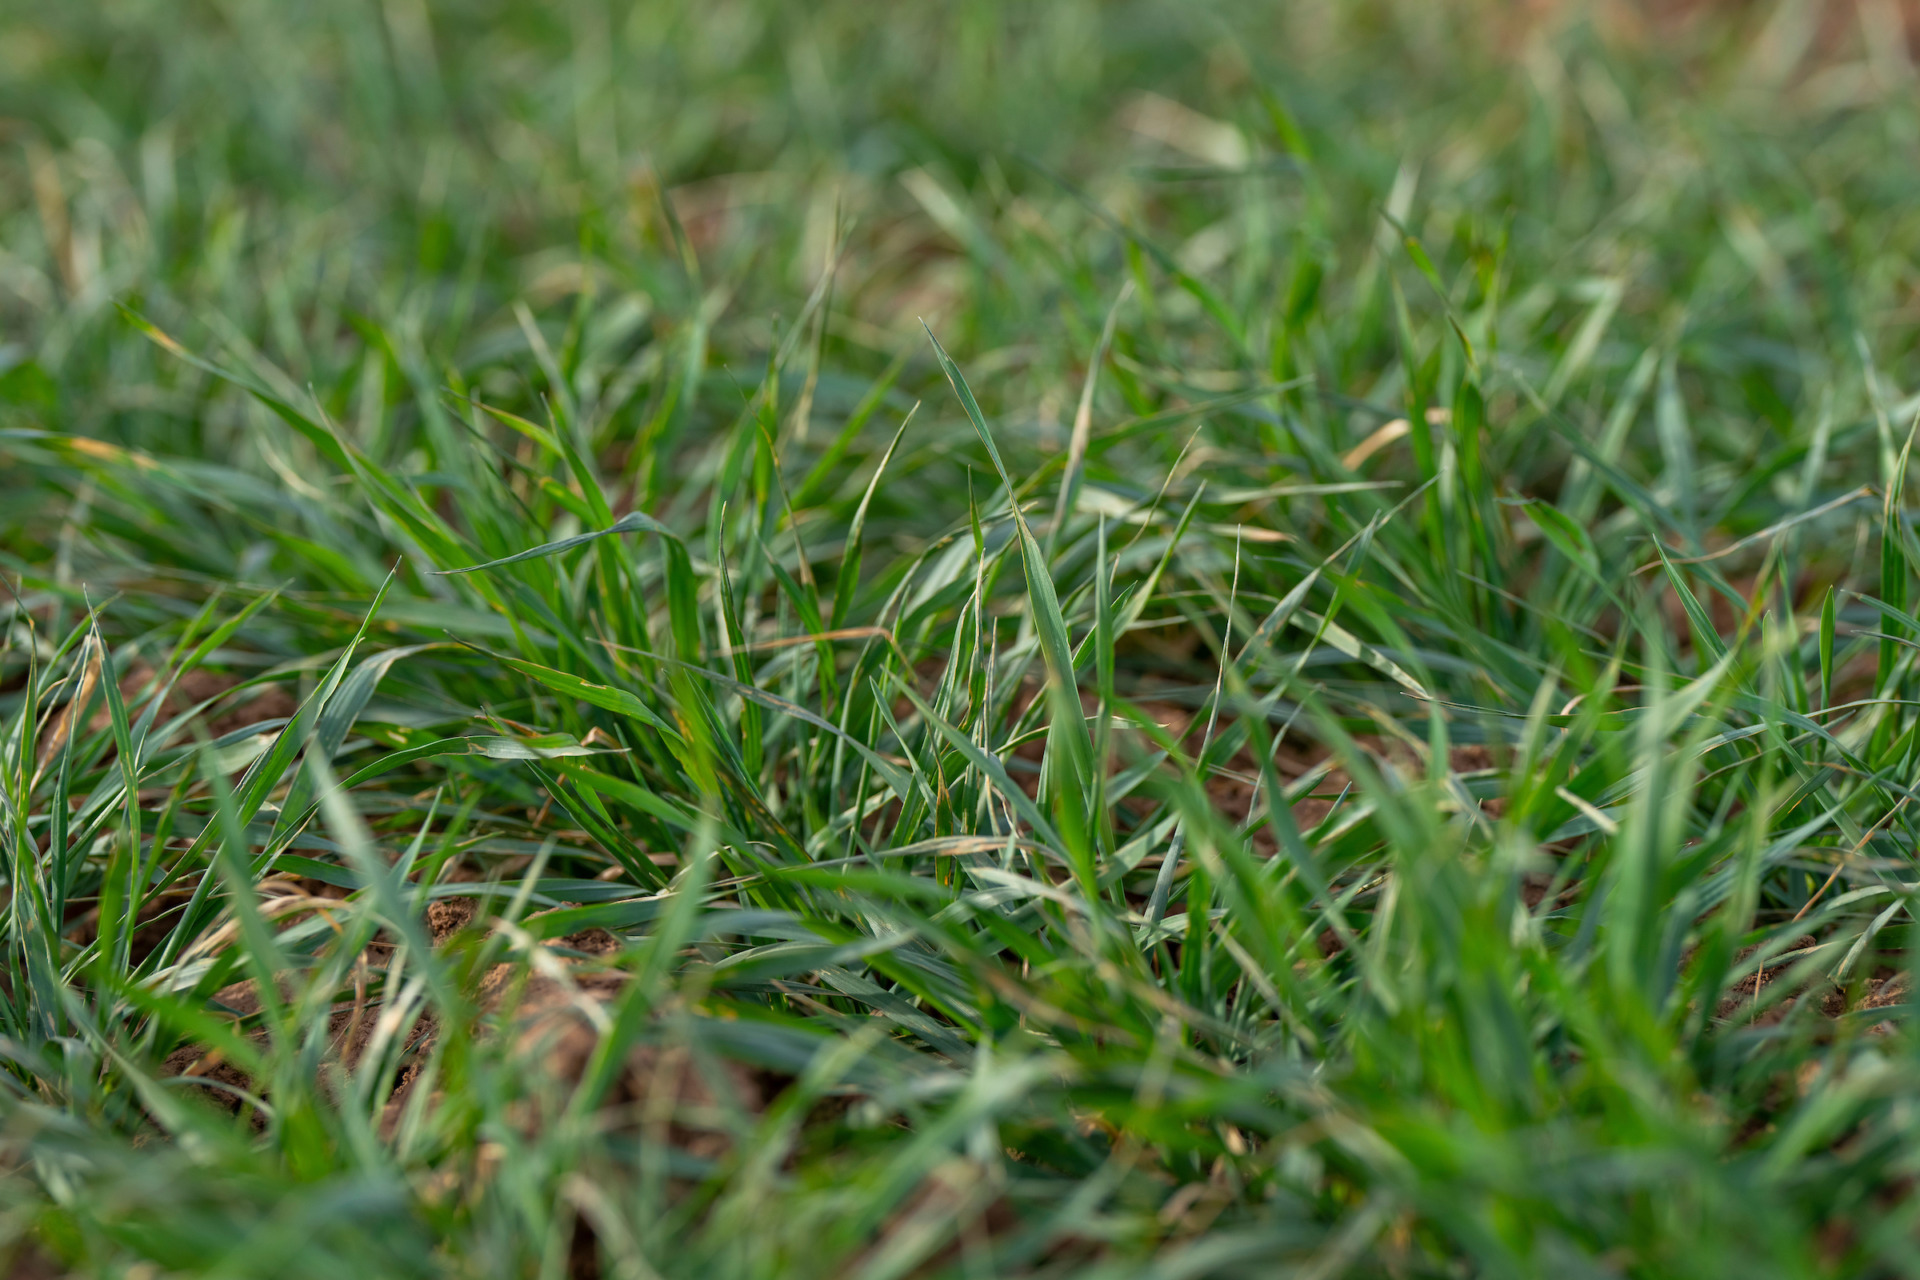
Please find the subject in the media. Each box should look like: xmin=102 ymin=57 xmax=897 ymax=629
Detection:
xmin=8 ymin=0 xmax=1918 ymax=520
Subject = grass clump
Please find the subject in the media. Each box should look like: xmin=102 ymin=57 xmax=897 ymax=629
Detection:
xmin=8 ymin=1 xmax=1920 ymax=1275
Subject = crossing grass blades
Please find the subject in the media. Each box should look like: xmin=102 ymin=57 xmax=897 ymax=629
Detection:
xmin=7 ymin=1 xmax=1920 ymax=1275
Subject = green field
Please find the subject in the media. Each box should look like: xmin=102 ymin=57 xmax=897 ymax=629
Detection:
xmin=8 ymin=1 xmax=1920 ymax=1275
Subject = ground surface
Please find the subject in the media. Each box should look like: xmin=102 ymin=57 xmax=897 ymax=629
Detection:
xmin=7 ymin=1 xmax=1920 ymax=1276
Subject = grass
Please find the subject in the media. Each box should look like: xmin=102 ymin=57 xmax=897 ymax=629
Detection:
xmin=7 ymin=0 xmax=1920 ymax=1274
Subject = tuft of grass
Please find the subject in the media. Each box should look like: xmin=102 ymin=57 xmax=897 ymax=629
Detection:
xmin=8 ymin=1 xmax=1920 ymax=1275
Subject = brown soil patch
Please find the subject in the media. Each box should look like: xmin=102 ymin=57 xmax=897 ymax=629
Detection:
xmin=1713 ymin=936 xmax=1910 ymax=1033
xmin=157 ymin=892 xmax=773 ymax=1167
xmin=1002 ymin=682 xmax=1507 ymax=848
xmin=93 ymin=664 xmax=298 ymax=739
xmin=0 ymin=1240 xmax=67 ymax=1280
xmin=1519 ymin=0 xmax=1920 ymax=60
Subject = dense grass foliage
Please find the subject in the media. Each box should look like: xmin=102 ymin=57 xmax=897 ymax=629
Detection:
xmin=9 ymin=1 xmax=1920 ymax=1275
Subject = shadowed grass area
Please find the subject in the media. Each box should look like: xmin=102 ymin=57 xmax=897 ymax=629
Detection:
xmin=8 ymin=1 xmax=1920 ymax=1275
